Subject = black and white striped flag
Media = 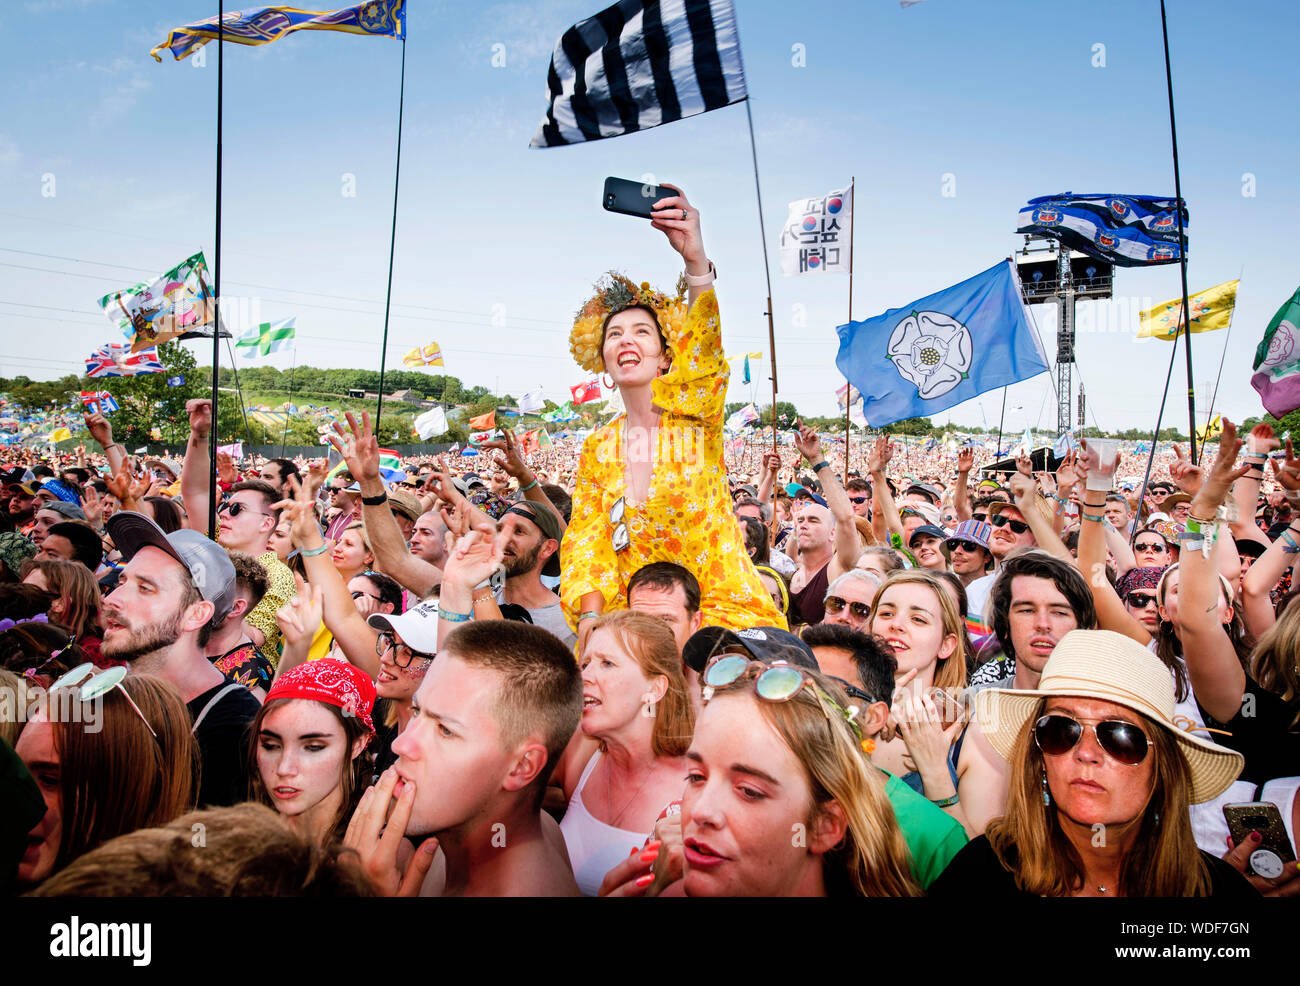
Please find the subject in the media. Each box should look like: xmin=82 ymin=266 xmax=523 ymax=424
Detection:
xmin=530 ymin=0 xmax=747 ymax=148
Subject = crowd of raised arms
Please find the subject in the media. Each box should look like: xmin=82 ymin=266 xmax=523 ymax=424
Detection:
xmin=1 ymin=191 xmax=1296 ymax=898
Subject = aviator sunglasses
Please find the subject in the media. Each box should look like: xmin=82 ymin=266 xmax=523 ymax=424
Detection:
xmin=823 ymin=595 xmax=870 ymax=621
xmin=1033 ymin=713 xmax=1149 ymax=766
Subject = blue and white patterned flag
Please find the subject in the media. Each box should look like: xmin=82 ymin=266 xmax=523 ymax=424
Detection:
xmin=1016 ymin=192 xmax=1187 ymax=267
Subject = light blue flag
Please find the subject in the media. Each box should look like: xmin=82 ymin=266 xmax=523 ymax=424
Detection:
xmin=835 ymin=260 xmax=1049 ymax=428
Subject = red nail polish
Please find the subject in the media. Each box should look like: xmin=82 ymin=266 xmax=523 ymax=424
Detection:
xmin=628 ymin=846 xmax=638 ymax=856
xmin=1250 ymin=830 xmax=1263 ymax=842
xmin=644 ymin=839 xmax=663 ymax=851
xmin=639 ymin=848 xmax=659 ymax=863
xmin=634 ymin=873 xmax=654 ymax=887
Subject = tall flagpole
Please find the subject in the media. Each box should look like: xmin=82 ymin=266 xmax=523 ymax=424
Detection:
xmin=1204 ymin=269 xmax=1243 ymax=429
xmin=208 ymin=1 xmax=224 ymax=541
xmin=281 ymin=343 xmax=297 ymax=456
xmin=374 ymin=37 xmax=407 ymax=430
xmin=843 ymin=176 xmax=855 ymax=484
xmin=740 ymin=99 xmax=781 ymax=545
xmin=1160 ymin=0 xmax=1197 ymax=463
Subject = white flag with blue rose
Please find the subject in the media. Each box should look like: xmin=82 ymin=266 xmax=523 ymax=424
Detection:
xmin=835 ymin=260 xmax=1048 ymax=428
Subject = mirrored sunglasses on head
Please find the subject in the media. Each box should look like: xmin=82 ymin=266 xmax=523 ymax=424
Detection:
xmin=51 ymin=662 xmax=156 ymax=738
xmin=701 ymin=653 xmax=862 ymax=739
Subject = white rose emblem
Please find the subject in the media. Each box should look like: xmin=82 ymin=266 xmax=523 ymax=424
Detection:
xmin=886 ymin=310 xmax=972 ymax=400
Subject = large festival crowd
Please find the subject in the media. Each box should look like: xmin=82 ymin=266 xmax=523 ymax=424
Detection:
xmin=2 ymin=191 xmax=1296 ymax=898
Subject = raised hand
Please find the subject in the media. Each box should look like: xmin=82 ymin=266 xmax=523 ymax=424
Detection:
xmin=956 ymin=446 xmax=975 ymax=475
xmin=81 ymin=484 xmax=104 ymax=529
xmin=1169 ymin=445 xmax=1204 ymax=496
xmin=1270 ymin=436 xmax=1300 ymax=492
xmin=649 ymin=183 xmax=705 ymax=267
xmin=1015 ymin=452 xmax=1033 ymax=477
xmin=792 ymin=419 xmax=822 ymax=463
xmin=274 ymin=476 xmax=324 ymax=548
xmin=84 ymin=412 xmax=113 ymax=450
xmin=329 ymin=411 xmax=380 ymax=484
xmin=186 ymin=399 xmax=213 ymax=440
xmin=479 ymin=429 xmax=531 ymax=483
xmin=1055 ymin=450 xmax=1080 ymax=490
xmin=216 ymin=450 xmax=237 ymax=486
xmin=1192 ymin=420 xmax=1250 ymax=513
xmin=868 ymin=434 xmax=894 ymax=475
xmin=275 ymin=574 xmax=323 ymax=647
xmin=1248 ymin=422 xmax=1281 ymax=456
xmin=441 ymin=522 xmax=504 ymax=593
xmin=305 ymin=459 xmax=329 ymax=498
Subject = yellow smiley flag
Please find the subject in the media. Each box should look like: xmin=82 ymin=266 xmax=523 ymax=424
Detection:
xmin=46 ymin=427 xmax=72 ymax=444
xmin=1138 ymin=279 xmax=1239 ymax=340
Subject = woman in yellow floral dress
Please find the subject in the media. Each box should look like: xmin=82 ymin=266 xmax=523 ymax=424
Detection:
xmin=561 ymin=186 xmax=787 ymax=651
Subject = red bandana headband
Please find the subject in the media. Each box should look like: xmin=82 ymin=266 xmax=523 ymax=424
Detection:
xmin=265 ymin=658 xmax=376 ymax=733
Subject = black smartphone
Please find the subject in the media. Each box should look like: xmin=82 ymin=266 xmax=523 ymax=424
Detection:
xmin=1223 ymin=801 xmax=1296 ymax=879
xmin=602 ymin=176 xmax=672 ymax=219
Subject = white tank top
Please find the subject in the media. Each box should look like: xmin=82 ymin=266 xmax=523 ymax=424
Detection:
xmin=559 ymin=751 xmax=652 ymax=897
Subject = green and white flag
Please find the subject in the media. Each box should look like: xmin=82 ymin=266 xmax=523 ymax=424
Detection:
xmin=236 ymin=317 xmax=296 ymax=358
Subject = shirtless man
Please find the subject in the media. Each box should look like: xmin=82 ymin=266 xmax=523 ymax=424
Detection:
xmin=345 ymin=619 xmax=583 ymax=897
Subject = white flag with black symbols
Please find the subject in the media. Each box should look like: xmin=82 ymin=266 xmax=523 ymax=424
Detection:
xmin=780 ymin=186 xmax=852 ymax=275
xmin=530 ymin=0 xmax=747 ymax=148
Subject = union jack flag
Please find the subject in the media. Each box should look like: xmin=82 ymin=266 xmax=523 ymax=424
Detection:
xmin=79 ymin=390 xmax=120 ymax=414
xmin=85 ymin=343 xmax=165 ymax=378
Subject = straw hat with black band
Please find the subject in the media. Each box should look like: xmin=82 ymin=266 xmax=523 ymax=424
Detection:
xmin=975 ymin=628 xmax=1243 ymax=804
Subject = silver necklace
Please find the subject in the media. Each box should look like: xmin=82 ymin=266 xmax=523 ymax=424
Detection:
xmin=604 ymin=756 xmax=653 ymax=830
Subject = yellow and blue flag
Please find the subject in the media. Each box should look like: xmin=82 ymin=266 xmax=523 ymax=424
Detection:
xmin=836 ymin=260 xmax=1049 ymax=428
xmin=151 ymin=1 xmax=405 ymax=62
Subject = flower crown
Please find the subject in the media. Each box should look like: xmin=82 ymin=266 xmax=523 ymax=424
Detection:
xmin=569 ymin=271 xmax=688 ymax=374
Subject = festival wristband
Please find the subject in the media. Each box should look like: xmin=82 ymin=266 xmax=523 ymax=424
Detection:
xmin=301 ymin=543 xmax=329 ymax=557
xmin=1080 ymin=510 xmax=1105 ymax=523
xmin=578 ymin=611 xmax=601 ymax=621
xmin=810 ymin=460 xmax=830 ymax=473
xmin=361 ymin=491 xmax=389 ymax=506
xmin=929 ymin=793 xmax=960 ymax=808
xmin=438 ymin=608 xmax=472 ymax=623
xmin=519 ymin=478 xmax=538 ymax=493
xmin=1281 ymin=530 xmax=1300 ymax=555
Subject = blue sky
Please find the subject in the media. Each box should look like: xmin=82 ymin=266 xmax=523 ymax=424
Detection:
xmin=1 ymin=0 xmax=1295 ymax=437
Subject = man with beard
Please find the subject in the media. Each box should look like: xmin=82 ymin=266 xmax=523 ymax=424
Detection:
xmin=103 ymin=511 xmax=259 ymax=807
xmin=496 ymin=500 xmax=573 ymax=647
xmin=256 ymin=457 xmax=300 ymax=499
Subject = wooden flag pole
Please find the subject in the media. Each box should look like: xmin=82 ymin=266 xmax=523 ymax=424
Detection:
xmin=208 ymin=0 xmax=224 ymax=541
xmin=740 ymin=99 xmax=782 ymax=546
xmin=1160 ymin=0 xmax=1197 ymax=464
xmin=375 ymin=37 xmax=407 ymax=431
xmin=844 ymin=176 xmax=855 ymax=484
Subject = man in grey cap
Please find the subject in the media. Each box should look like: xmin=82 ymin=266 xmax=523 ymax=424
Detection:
xmin=497 ymin=499 xmax=574 ymax=647
xmin=103 ymin=510 xmax=261 ymax=807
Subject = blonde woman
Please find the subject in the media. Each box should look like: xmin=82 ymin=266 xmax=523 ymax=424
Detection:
xmin=676 ymin=655 xmax=918 ymax=896
xmin=868 ymin=570 xmax=1006 ymax=836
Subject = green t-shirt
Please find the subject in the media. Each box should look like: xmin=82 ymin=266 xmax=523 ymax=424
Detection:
xmin=883 ymin=770 xmax=969 ymax=890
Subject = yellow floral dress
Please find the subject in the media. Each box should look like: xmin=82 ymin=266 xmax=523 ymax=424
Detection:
xmin=561 ymin=289 xmax=787 ymax=633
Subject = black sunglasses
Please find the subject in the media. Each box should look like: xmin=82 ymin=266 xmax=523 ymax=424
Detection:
xmin=217 ymin=500 xmax=269 ymax=518
xmin=827 ymin=676 xmax=873 ymax=704
xmin=1125 ymin=591 xmax=1157 ymax=609
xmin=970 ymin=511 xmax=988 ymax=522
xmin=1034 ymin=714 xmax=1149 ymax=766
xmin=849 ymin=495 xmax=870 ymax=504
xmin=824 ymin=595 xmax=870 ymax=620
xmin=1133 ymin=540 xmax=1167 ymax=553
xmin=989 ymin=514 xmax=1030 ymax=534
xmin=945 ymin=538 xmax=982 ymax=553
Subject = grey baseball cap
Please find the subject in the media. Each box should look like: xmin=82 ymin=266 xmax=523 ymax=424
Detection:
xmin=106 ymin=511 xmax=237 ymax=621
